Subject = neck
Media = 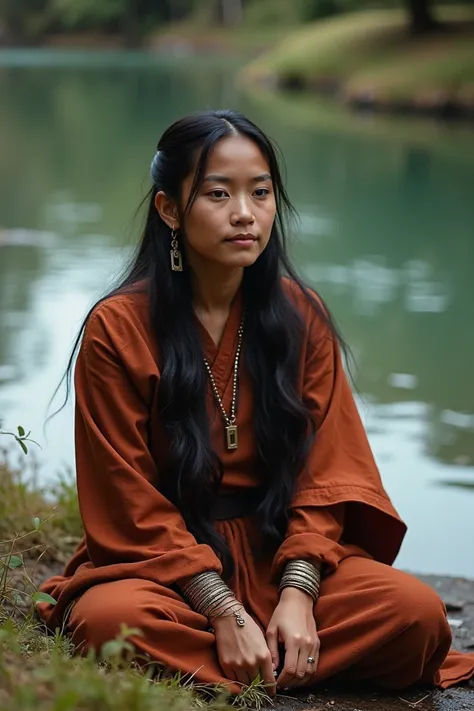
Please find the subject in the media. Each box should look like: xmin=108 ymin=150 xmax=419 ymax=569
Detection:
xmin=190 ymin=257 xmax=243 ymax=315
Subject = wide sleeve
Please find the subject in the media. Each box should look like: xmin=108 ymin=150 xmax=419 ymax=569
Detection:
xmin=74 ymin=302 xmax=222 ymax=587
xmin=272 ymin=503 xmax=347 ymax=577
xmin=272 ymin=293 xmax=406 ymax=578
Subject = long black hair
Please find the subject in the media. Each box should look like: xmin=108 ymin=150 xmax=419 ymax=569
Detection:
xmin=53 ymin=109 xmax=346 ymax=578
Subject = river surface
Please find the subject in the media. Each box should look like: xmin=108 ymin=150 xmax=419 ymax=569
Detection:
xmin=1 ymin=50 xmax=473 ymax=577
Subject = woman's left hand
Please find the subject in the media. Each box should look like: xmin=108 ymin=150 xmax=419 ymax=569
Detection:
xmin=266 ymin=587 xmax=320 ymax=690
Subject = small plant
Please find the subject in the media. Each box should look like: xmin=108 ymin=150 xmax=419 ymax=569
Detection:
xmin=0 ymin=424 xmax=40 ymax=455
xmin=0 ymin=515 xmax=58 ymax=623
xmin=0 ymin=425 xmax=57 ymax=623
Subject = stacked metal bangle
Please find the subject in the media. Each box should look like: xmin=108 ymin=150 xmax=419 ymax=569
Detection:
xmin=278 ymin=559 xmax=321 ymax=602
xmin=181 ymin=571 xmax=241 ymax=620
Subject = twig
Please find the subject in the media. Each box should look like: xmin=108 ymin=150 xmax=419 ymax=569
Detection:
xmin=397 ymin=692 xmax=433 ymax=707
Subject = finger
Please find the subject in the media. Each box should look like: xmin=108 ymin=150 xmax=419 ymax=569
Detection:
xmin=232 ymin=665 xmax=252 ymax=689
xmin=276 ymin=644 xmax=298 ymax=689
xmin=295 ymin=642 xmax=310 ymax=682
xmin=308 ymin=643 xmax=320 ymax=685
xmin=240 ymin=658 xmax=264 ymax=689
xmin=266 ymin=626 xmax=279 ymax=672
xmin=260 ymin=655 xmax=277 ymax=697
xmin=220 ymin=664 xmax=238 ymax=684
xmin=245 ymin=663 xmax=261 ymax=688
xmin=293 ymin=642 xmax=320 ymax=688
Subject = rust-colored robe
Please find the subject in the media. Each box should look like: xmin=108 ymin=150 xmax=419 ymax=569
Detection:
xmin=38 ymin=281 xmax=474 ymax=693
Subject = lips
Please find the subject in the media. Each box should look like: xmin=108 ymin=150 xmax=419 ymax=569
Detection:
xmin=226 ymin=233 xmax=257 ymax=241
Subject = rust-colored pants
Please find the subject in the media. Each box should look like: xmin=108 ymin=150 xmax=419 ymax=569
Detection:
xmin=67 ymin=556 xmax=473 ymax=694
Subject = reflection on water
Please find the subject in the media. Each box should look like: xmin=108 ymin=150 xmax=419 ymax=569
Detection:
xmin=0 ymin=51 xmax=473 ymax=576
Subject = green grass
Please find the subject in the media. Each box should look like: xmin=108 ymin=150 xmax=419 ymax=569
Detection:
xmin=0 ymin=443 xmax=270 ymax=710
xmin=0 ymin=618 xmax=237 ymax=711
xmin=242 ymin=6 xmax=474 ymax=106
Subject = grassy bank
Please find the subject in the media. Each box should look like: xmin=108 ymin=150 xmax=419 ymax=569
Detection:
xmin=242 ymin=6 xmax=474 ymax=118
xmin=0 ymin=448 xmax=265 ymax=710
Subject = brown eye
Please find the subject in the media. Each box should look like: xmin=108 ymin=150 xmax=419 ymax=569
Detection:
xmin=209 ymin=190 xmax=228 ymax=199
xmin=254 ymin=188 xmax=270 ymax=198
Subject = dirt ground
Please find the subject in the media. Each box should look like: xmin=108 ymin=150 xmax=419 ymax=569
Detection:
xmin=273 ymin=574 xmax=474 ymax=711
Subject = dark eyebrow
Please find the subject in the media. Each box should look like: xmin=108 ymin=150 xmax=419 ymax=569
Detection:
xmin=203 ymin=173 xmax=272 ymax=184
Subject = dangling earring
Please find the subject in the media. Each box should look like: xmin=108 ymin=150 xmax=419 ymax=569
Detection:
xmin=170 ymin=227 xmax=183 ymax=272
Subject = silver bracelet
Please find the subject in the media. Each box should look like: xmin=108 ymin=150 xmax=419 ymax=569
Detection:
xmin=180 ymin=571 xmax=245 ymax=626
xmin=279 ymin=559 xmax=322 ymax=602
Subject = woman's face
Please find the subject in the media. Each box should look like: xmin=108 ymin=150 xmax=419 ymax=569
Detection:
xmin=180 ymin=135 xmax=277 ymax=270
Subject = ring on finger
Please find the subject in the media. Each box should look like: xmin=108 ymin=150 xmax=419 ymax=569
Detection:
xmin=307 ymin=656 xmax=315 ymax=664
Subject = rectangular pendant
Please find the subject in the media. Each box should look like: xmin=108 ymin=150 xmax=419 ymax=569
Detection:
xmin=226 ymin=425 xmax=238 ymax=450
xmin=170 ymin=249 xmax=183 ymax=272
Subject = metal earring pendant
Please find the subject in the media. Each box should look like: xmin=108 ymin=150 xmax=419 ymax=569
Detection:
xmin=170 ymin=228 xmax=183 ymax=272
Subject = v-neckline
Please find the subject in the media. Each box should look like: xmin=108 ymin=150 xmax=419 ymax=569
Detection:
xmin=195 ymin=290 xmax=243 ymax=392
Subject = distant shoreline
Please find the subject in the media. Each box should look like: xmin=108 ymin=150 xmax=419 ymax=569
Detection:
xmin=0 ymin=26 xmax=279 ymax=58
xmin=241 ymin=8 xmax=474 ymax=122
xmin=3 ymin=9 xmax=474 ymax=122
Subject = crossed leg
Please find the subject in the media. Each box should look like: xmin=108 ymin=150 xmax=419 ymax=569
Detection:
xmin=67 ymin=556 xmax=472 ymax=693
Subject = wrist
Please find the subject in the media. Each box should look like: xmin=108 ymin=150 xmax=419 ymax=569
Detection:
xmin=211 ymin=605 xmax=244 ymax=624
xmin=279 ymin=586 xmax=314 ymax=605
xmin=209 ymin=602 xmax=246 ymax=629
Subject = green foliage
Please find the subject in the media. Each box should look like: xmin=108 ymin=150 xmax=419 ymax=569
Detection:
xmin=0 ymin=461 xmax=82 ymax=562
xmin=51 ymin=0 xmax=129 ymax=30
xmin=0 ymin=0 xmax=441 ymax=41
xmin=0 ymin=0 xmax=52 ymax=41
xmin=0 ymin=424 xmax=40 ymax=456
xmin=244 ymin=5 xmax=474 ymax=102
xmin=0 ymin=618 xmax=239 ymax=710
xmin=0 ymin=0 xmax=198 ymax=40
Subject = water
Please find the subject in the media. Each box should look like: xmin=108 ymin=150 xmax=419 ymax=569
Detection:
xmin=1 ymin=50 xmax=473 ymax=577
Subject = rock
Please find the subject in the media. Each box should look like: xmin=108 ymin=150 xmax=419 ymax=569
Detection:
xmin=447 ymin=617 xmax=464 ymax=628
xmin=444 ymin=599 xmax=465 ymax=612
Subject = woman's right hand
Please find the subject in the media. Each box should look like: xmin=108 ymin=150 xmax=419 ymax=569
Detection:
xmin=212 ymin=607 xmax=276 ymax=696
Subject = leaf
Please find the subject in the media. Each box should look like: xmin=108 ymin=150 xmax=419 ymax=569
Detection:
xmin=100 ymin=640 xmax=123 ymax=659
xmin=17 ymin=425 xmax=25 ymax=437
xmin=32 ymin=517 xmax=41 ymax=531
xmin=119 ymin=623 xmax=143 ymax=638
xmin=32 ymin=591 xmax=57 ymax=605
xmin=8 ymin=555 xmax=23 ymax=569
xmin=19 ymin=439 xmax=28 ymax=455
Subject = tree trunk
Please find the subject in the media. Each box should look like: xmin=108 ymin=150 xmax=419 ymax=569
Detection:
xmin=219 ymin=0 xmax=243 ymax=27
xmin=406 ymin=0 xmax=439 ymax=35
xmin=122 ymin=0 xmax=140 ymax=48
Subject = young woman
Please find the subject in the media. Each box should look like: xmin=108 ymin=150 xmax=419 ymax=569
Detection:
xmin=38 ymin=109 xmax=474 ymax=697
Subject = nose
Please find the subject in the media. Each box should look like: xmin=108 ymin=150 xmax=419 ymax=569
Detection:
xmin=230 ymin=194 xmax=255 ymax=227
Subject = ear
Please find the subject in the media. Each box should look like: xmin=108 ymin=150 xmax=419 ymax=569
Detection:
xmin=154 ymin=191 xmax=179 ymax=231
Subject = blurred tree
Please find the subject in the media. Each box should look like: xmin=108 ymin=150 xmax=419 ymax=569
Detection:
xmin=405 ymin=0 xmax=438 ymax=34
xmin=219 ymin=0 xmax=244 ymax=25
xmin=302 ymin=0 xmax=345 ymax=20
xmin=52 ymin=0 xmax=140 ymax=44
xmin=3 ymin=0 xmax=471 ymax=43
xmin=0 ymin=0 xmax=51 ymax=42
